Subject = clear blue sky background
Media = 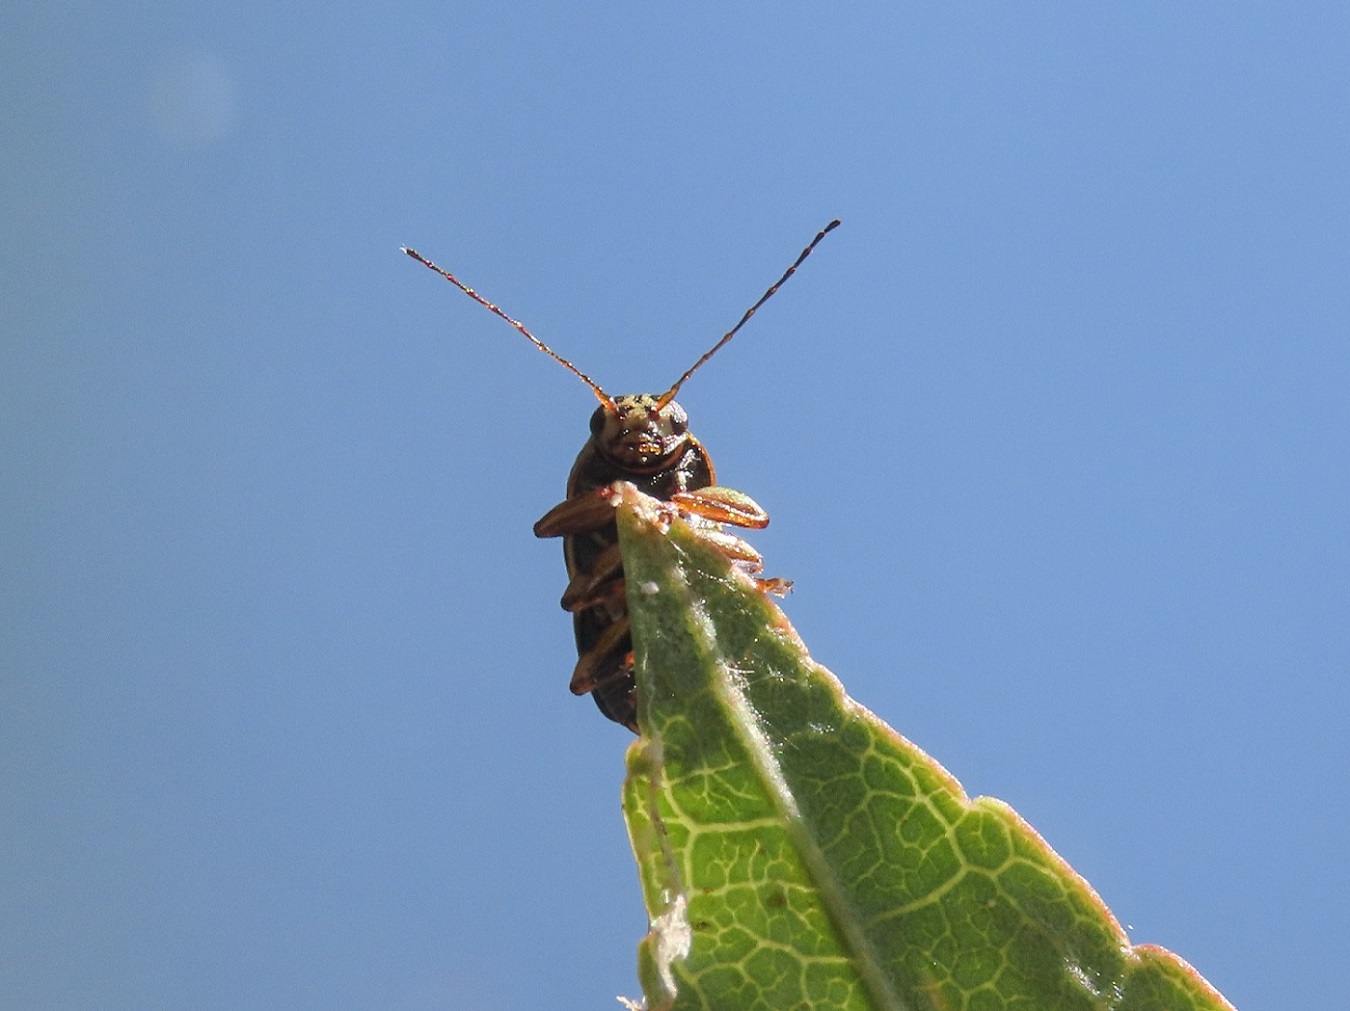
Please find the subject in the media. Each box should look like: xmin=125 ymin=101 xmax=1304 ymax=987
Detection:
xmin=3 ymin=5 xmax=1346 ymax=1010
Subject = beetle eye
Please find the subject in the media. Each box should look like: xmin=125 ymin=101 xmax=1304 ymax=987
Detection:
xmin=588 ymin=405 xmax=608 ymax=436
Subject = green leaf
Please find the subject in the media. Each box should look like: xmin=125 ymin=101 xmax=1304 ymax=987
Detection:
xmin=614 ymin=487 xmax=1235 ymax=1011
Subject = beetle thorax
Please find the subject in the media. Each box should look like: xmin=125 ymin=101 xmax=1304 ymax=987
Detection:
xmin=589 ymin=394 xmax=691 ymax=472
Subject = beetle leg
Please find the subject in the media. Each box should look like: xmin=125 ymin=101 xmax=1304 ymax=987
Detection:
xmin=560 ymin=543 xmax=626 ymax=612
xmin=696 ymin=529 xmax=789 ymax=594
xmin=671 ymin=485 xmax=770 ymax=530
xmin=534 ymin=487 xmax=620 ymax=538
xmin=569 ymin=617 xmax=631 ymax=695
xmin=698 ymin=529 xmax=765 ymax=572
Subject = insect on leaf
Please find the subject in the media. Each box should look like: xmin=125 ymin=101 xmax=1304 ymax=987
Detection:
xmin=613 ymin=485 xmax=1235 ymax=1011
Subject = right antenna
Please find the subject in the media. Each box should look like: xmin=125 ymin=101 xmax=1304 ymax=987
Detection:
xmin=656 ymin=219 xmax=841 ymax=408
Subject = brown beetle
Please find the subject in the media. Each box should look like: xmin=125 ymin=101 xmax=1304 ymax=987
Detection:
xmin=404 ymin=220 xmax=839 ymax=731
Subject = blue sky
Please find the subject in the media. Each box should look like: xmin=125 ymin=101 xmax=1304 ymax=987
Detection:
xmin=4 ymin=5 xmax=1347 ymax=1009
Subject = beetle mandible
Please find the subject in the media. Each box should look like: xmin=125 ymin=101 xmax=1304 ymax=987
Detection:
xmin=404 ymin=220 xmax=840 ymax=731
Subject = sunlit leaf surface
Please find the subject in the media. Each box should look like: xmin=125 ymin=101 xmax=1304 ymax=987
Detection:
xmin=614 ymin=486 xmax=1234 ymax=1011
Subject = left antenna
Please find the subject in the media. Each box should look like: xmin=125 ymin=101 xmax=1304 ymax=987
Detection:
xmin=402 ymin=247 xmax=614 ymax=410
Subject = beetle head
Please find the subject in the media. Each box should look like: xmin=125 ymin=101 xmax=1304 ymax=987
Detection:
xmin=589 ymin=394 xmax=690 ymax=471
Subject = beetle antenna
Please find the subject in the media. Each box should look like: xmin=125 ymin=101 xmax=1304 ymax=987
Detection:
xmin=403 ymin=247 xmax=615 ymax=410
xmin=656 ymin=219 xmax=840 ymax=408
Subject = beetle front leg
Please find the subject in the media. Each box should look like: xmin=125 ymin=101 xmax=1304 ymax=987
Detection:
xmin=670 ymin=486 xmax=770 ymax=529
xmin=533 ymin=485 xmax=626 ymax=538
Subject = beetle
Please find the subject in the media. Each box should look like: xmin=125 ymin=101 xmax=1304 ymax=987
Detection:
xmin=403 ymin=220 xmax=839 ymax=731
